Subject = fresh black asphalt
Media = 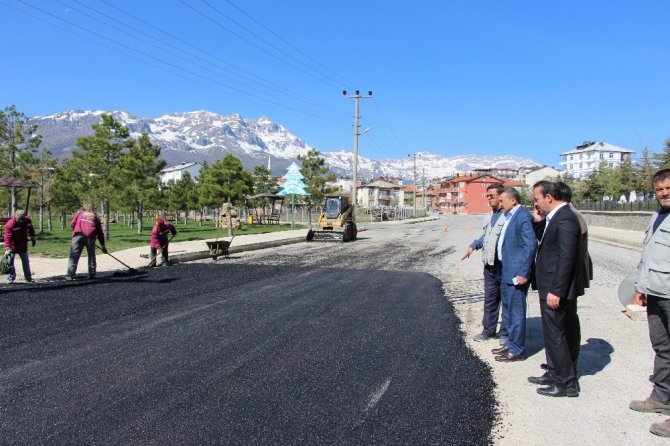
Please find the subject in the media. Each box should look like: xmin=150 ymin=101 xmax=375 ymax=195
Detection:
xmin=1 ymin=263 xmax=497 ymax=445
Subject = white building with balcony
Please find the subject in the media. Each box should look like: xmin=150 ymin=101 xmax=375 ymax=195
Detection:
xmin=160 ymin=162 xmax=201 ymax=185
xmin=561 ymin=141 xmax=634 ymax=179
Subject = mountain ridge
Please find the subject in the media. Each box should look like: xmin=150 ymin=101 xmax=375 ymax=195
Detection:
xmin=30 ymin=109 xmax=542 ymax=181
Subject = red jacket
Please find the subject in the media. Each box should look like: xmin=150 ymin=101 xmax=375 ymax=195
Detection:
xmin=151 ymin=222 xmax=176 ymax=249
xmin=70 ymin=210 xmax=105 ymax=245
xmin=4 ymin=216 xmax=35 ymax=253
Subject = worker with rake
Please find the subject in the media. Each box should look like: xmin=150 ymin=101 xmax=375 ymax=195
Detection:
xmin=149 ymin=217 xmax=177 ymax=267
xmin=66 ymin=202 xmax=107 ymax=280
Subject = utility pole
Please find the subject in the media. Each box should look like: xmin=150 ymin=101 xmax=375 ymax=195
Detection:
xmin=343 ymin=90 xmax=373 ymax=222
xmin=422 ymin=168 xmax=427 ymax=213
xmin=408 ymin=153 xmax=420 ymax=217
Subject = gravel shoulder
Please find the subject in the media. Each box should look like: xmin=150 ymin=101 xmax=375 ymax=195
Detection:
xmin=437 ymin=214 xmax=665 ymax=445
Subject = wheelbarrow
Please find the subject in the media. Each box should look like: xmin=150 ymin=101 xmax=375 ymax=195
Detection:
xmin=206 ymin=237 xmax=234 ymax=260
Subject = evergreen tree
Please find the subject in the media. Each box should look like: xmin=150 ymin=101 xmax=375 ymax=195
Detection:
xmin=167 ymin=172 xmax=197 ymax=224
xmin=252 ymin=165 xmax=276 ymax=195
xmin=0 ymin=105 xmax=40 ymax=213
xmin=653 ymin=137 xmax=670 ymax=169
xmin=50 ymin=159 xmax=83 ymax=229
xmin=72 ymin=114 xmax=133 ymax=239
xmin=634 ymin=147 xmax=656 ymax=196
xmin=118 ymin=133 xmax=166 ymax=233
xmin=297 ymin=149 xmax=336 ymax=221
xmin=34 ymin=145 xmax=58 ymax=232
xmin=198 ymin=155 xmax=252 ymax=226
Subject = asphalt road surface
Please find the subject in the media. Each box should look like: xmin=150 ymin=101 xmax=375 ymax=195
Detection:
xmin=1 ymin=220 xmax=496 ymax=445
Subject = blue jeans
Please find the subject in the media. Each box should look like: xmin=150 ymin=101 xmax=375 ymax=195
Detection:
xmin=67 ymin=234 xmax=97 ymax=277
xmin=7 ymin=251 xmax=31 ymax=282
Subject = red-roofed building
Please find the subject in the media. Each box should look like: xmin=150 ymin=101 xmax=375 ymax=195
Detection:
xmin=437 ymin=175 xmax=504 ymax=214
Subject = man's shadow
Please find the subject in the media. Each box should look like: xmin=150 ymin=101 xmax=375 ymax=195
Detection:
xmin=524 ymin=318 xmax=613 ymax=375
xmin=578 ymin=337 xmax=614 ymax=376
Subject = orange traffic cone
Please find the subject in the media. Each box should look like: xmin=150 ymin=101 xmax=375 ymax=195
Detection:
xmin=443 ymin=226 xmax=449 ymax=233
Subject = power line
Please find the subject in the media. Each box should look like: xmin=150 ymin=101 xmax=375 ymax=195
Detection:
xmin=12 ymin=0 xmax=346 ymax=126
xmin=95 ymin=0 xmax=342 ymax=115
xmin=222 ymin=0 xmax=355 ymax=88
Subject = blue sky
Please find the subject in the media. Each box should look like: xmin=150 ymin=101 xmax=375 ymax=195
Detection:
xmin=1 ymin=0 xmax=668 ymax=168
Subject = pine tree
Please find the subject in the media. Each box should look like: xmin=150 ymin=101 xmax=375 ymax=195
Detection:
xmin=198 ymin=154 xmax=252 ymax=226
xmin=0 ymin=105 xmax=40 ymax=214
xmin=653 ymin=137 xmax=670 ymax=169
xmin=297 ymin=149 xmax=336 ymax=222
xmin=118 ymin=133 xmax=166 ymax=233
xmin=72 ymin=114 xmax=134 ymax=239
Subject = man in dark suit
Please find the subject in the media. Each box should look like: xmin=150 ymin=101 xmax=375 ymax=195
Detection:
xmin=490 ymin=187 xmax=537 ymax=362
xmin=530 ymin=181 xmax=588 ymax=397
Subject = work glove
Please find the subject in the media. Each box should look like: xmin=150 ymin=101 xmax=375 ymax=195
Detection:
xmin=31 ymin=238 xmax=36 ymax=247
xmin=101 ymin=246 xmax=108 ymax=254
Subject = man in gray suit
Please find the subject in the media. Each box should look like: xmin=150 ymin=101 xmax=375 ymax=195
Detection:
xmin=462 ymin=184 xmax=507 ymax=342
xmin=630 ymin=168 xmax=670 ymax=437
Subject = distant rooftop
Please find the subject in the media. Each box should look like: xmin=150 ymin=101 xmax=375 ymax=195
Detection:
xmin=560 ymin=141 xmax=634 ymax=156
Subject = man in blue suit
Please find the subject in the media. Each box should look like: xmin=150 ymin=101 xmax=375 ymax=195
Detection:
xmin=491 ymin=187 xmax=537 ymax=362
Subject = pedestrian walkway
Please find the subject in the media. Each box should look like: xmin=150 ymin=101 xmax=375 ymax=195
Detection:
xmin=4 ymin=229 xmax=309 ymax=283
xmin=2 ymin=220 xmax=643 ymax=283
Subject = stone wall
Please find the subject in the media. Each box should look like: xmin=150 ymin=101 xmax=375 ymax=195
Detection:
xmin=580 ymin=211 xmax=652 ymax=231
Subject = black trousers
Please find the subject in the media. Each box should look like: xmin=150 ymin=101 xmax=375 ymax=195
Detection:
xmin=648 ymin=295 xmax=670 ymax=403
xmin=482 ymin=264 xmax=506 ymax=337
xmin=149 ymin=245 xmax=169 ymax=267
xmin=539 ymin=297 xmax=580 ymax=388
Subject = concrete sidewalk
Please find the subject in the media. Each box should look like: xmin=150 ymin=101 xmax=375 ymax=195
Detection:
xmin=4 ymin=220 xmax=643 ymax=283
xmin=5 ymin=229 xmax=309 ymax=283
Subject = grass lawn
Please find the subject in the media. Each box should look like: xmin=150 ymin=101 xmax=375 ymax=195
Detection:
xmin=30 ymin=219 xmax=302 ymax=258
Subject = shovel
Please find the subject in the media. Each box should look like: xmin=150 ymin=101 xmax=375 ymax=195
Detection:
xmin=96 ymin=244 xmax=139 ymax=275
xmin=147 ymin=234 xmax=175 ymax=267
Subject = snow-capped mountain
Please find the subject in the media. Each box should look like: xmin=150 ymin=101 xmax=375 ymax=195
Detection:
xmin=30 ymin=110 xmax=540 ymax=180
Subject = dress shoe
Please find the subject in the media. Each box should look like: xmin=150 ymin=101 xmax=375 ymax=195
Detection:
xmin=491 ymin=346 xmax=508 ymax=355
xmin=537 ymin=384 xmax=578 ymax=397
xmin=473 ymin=333 xmax=495 ymax=342
xmin=527 ymin=372 xmax=555 ymax=386
xmin=495 ymin=351 xmax=525 ymax=362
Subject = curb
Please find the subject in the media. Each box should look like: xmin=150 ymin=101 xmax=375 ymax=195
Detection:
xmin=171 ymin=235 xmax=307 ymax=263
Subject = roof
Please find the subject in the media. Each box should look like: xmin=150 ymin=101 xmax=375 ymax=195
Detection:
xmin=560 ymin=141 xmax=635 ymax=156
xmin=0 ymin=177 xmax=33 ymax=188
xmin=160 ymin=162 xmax=199 ymax=174
xmin=442 ymin=175 xmax=505 ymax=184
xmin=502 ymin=180 xmax=527 ymax=187
xmin=362 ymin=179 xmax=403 ymax=189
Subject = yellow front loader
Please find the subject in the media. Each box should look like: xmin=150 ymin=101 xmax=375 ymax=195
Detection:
xmin=306 ymin=196 xmax=358 ymax=242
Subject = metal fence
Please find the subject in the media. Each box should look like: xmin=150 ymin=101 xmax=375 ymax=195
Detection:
xmin=574 ymin=200 xmax=657 ymax=212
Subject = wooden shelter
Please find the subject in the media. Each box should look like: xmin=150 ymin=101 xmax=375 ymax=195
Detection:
xmin=248 ymin=194 xmax=284 ymax=225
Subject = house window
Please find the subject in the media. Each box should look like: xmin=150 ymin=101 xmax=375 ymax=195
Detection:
xmin=579 ymin=163 xmax=583 ymax=168
xmin=600 ymin=153 xmax=604 ymax=159
xmin=570 ymin=155 xmax=573 ymax=161
xmin=609 ymin=153 xmax=613 ymax=159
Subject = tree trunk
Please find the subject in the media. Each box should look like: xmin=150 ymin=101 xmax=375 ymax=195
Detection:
xmin=47 ymin=203 xmax=53 ymax=232
xmin=137 ymin=200 xmax=143 ymax=234
xmin=102 ymin=199 xmax=110 ymax=241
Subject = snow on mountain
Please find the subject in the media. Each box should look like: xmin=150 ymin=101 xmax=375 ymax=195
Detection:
xmin=30 ymin=110 xmax=540 ymax=181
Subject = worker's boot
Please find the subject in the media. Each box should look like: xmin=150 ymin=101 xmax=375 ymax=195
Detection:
xmin=651 ymin=418 xmax=670 ymax=437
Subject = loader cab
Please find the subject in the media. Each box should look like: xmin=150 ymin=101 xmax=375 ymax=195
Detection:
xmin=325 ymin=196 xmax=349 ymax=219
